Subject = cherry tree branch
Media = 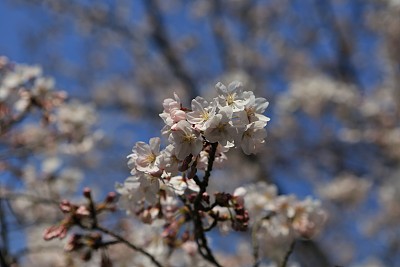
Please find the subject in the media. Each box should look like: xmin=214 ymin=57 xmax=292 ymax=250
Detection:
xmin=142 ymin=0 xmax=199 ymax=100
xmin=78 ymin=190 xmax=163 ymax=267
xmin=95 ymin=225 xmax=163 ymax=267
xmin=191 ymin=142 xmax=222 ymax=267
xmin=0 ymin=197 xmax=11 ymax=267
xmin=280 ymin=240 xmax=296 ymax=267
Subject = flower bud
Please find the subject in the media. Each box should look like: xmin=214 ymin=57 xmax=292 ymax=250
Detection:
xmin=105 ymin=192 xmax=116 ymax=203
xmin=59 ymin=200 xmax=72 ymax=213
xmin=215 ymin=192 xmax=232 ymax=207
xmin=83 ymin=187 xmax=92 ymax=199
xmin=202 ymin=192 xmax=210 ymax=204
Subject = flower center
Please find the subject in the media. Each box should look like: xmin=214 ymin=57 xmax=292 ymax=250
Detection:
xmin=201 ymin=110 xmax=210 ymax=120
xmin=227 ymin=93 xmax=235 ymax=105
xmin=183 ymin=133 xmax=196 ymax=143
xmin=145 ymin=153 xmax=156 ymax=164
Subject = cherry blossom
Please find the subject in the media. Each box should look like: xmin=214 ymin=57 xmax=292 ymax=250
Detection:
xmin=215 ymin=81 xmax=249 ymax=112
xmin=203 ymin=106 xmax=237 ymax=148
xmin=241 ymin=121 xmax=268 ymax=155
xmin=128 ymin=137 xmax=162 ymax=173
xmin=168 ymin=120 xmax=203 ymax=160
xmin=186 ymin=96 xmax=217 ymax=131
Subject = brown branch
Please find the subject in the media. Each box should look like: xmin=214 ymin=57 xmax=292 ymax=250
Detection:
xmin=209 ymin=0 xmax=234 ymax=70
xmin=143 ymin=0 xmax=199 ymax=100
xmin=95 ymin=225 xmax=163 ymax=267
xmin=0 ymin=197 xmax=11 ymax=267
xmin=280 ymin=240 xmax=296 ymax=267
xmin=313 ymin=0 xmax=361 ymax=87
xmin=192 ymin=142 xmax=222 ymax=267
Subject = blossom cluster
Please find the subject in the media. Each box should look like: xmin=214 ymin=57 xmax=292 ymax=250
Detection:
xmin=240 ymin=182 xmax=326 ymax=238
xmin=277 ymin=74 xmax=358 ymax=116
xmin=0 ymin=57 xmax=101 ymax=156
xmin=236 ymin=182 xmax=327 ymax=263
xmin=117 ymin=81 xmax=270 ymax=209
xmin=0 ymin=56 xmax=66 ymax=129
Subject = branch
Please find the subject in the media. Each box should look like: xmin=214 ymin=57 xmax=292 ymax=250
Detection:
xmin=313 ymin=0 xmax=361 ymax=87
xmin=209 ymin=0 xmax=234 ymax=70
xmin=0 ymin=198 xmax=10 ymax=267
xmin=280 ymin=240 xmax=296 ymax=267
xmin=95 ymin=225 xmax=163 ymax=267
xmin=252 ymin=212 xmax=276 ymax=267
xmin=143 ymin=0 xmax=199 ymax=100
xmin=192 ymin=142 xmax=222 ymax=267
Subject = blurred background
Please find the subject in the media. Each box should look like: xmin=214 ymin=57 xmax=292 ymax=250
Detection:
xmin=1 ymin=0 xmax=400 ymax=266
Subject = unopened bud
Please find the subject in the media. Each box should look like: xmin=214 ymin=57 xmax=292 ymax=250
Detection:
xmin=215 ymin=192 xmax=232 ymax=207
xmin=105 ymin=192 xmax=116 ymax=203
xmin=76 ymin=205 xmax=90 ymax=217
xmin=59 ymin=200 xmax=72 ymax=213
xmin=187 ymin=193 xmax=197 ymax=203
xmin=83 ymin=187 xmax=92 ymax=199
xmin=202 ymin=192 xmax=210 ymax=204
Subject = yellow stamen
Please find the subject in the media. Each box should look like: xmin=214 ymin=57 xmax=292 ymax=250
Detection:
xmin=227 ymin=94 xmax=235 ymax=105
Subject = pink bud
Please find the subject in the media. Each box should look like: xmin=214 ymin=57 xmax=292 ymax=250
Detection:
xmin=105 ymin=192 xmax=116 ymax=203
xmin=43 ymin=225 xmax=68 ymax=240
xmin=59 ymin=200 xmax=72 ymax=213
xmin=76 ymin=205 xmax=90 ymax=217
xmin=83 ymin=187 xmax=92 ymax=198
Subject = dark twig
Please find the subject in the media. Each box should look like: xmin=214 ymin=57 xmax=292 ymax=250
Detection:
xmin=252 ymin=212 xmax=276 ymax=267
xmin=314 ymin=0 xmax=361 ymax=87
xmin=280 ymin=240 xmax=296 ymax=267
xmin=95 ymin=225 xmax=163 ymax=267
xmin=0 ymin=197 xmax=10 ymax=267
xmin=77 ymin=191 xmax=163 ymax=267
xmin=209 ymin=0 xmax=234 ymax=70
xmin=191 ymin=142 xmax=222 ymax=267
xmin=143 ymin=0 xmax=199 ymax=100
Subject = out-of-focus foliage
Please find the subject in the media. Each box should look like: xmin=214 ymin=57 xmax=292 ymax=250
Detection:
xmin=1 ymin=0 xmax=400 ymax=266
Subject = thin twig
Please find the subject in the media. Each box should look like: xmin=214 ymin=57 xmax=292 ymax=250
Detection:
xmin=280 ymin=240 xmax=296 ymax=267
xmin=252 ymin=212 xmax=276 ymax=267
xmin=0 ymin=197 xmax=11 ymax=267
xmin=143 ymin=0 xmax=199 ymax=100
xmin=251 ymin=220 xmax=262 ymax=267
xmin=95 ymin=225 xmax=163 ymax=267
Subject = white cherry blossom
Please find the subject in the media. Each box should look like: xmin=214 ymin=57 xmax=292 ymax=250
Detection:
xmin=159 ymin=144 xmax=180 ymax=174
xmin=216 ymin=81 xmax=249 ymax=112
xmin=168 ymin=120 xmax=203 ymax=160
xmin=116 ymin=171 xmax=161 ymax=205
xmin=204 ymin=106 xmax=237 ymax=148
xmin=241 ymin=121 xmax=267 ymax=155
xmin=186 ymin=96 xmax=216 ymax=131
xmin=166 ymin=175 xmax=200 ymax=195
xmin=168 ymin=175 xmax=188 ymax=195
xmin=129 ymin=137 xmax=162 ymax=173
xmin=236 ymin=92 xmax=270 ymax=125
